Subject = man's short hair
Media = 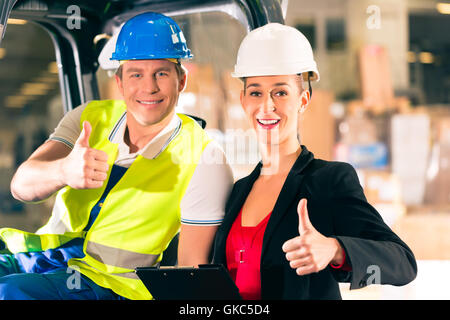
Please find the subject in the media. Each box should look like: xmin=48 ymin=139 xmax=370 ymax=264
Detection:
xmin=115 ymin=61 xmax=186 ymax=80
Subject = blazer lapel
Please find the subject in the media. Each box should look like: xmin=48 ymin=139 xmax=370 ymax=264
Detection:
xmin=261 ymin=146 xmax=314 ymax=258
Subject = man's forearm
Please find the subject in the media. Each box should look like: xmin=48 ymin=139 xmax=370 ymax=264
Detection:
xmin=11 ymin=158 xmax=67 ymax=203
xmin=10 ymin=140 xmax=74 ymax=202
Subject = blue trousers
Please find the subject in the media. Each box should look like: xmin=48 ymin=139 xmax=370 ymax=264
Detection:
xmin=0 ymin=253 xmax=123 ymax=300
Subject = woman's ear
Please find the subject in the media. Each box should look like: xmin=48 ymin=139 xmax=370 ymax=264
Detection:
xmin=299 ymin=89 xmax=310 ymax=113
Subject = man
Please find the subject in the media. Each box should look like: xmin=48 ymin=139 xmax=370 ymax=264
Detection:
xmin=0 ymin=12 xmax=233 ymax=300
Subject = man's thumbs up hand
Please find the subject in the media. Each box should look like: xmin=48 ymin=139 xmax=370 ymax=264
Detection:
xmin=75 ymin=120 xmax=92 ymax=148
xmin=282 ymin=198 xmax=343 ymax=276
xmin=60 ymin=121 xmax=109 ymax=189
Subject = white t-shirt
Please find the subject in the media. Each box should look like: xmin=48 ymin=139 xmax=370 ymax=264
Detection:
xmin=48 ymin=102 xmax=234 ymax=226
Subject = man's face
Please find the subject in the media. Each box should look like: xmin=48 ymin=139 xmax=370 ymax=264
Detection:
xmin=115 ymin=59 xmax=186 ymax=131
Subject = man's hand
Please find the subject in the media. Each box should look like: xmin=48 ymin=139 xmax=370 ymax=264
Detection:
xmin=60 ymin=121 xmax=109 ymax=189
xmin=282 ymin=198 xmax=343 ymax=276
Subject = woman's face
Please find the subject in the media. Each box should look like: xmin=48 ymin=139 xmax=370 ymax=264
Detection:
xmin=240 ymin=74 xmax=309 ymax=147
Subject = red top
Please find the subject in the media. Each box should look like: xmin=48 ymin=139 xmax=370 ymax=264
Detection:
xmin=226 ymin=209 xmax=352 ymax=300
xmin=226 ymin=209 xmax=271 ymax=300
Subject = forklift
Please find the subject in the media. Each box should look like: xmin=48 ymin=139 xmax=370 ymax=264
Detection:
xmin=0 ymin=0 xmax=285 ymax=260
xmin=0 ymin=0 xmax=285 ymax=113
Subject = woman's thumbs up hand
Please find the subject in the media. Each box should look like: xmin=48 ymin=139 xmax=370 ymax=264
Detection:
xmin=281 ymin=198 xmax=343 ymax=276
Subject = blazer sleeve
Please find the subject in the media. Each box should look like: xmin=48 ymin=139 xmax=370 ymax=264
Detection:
xmin=328 ymin=162 xmax=417 ymax=290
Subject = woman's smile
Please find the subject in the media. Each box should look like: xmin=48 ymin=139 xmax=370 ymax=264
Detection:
xmin=256 ymin=118 xmax=281 ymax=130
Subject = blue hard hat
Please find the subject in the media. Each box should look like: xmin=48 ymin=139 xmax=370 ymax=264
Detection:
xmin=111 ymin=12 xmax=193 ymax=61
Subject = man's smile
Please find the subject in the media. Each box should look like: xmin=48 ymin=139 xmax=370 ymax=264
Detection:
xmin=136 ymin=99 xmax=164 ymax=107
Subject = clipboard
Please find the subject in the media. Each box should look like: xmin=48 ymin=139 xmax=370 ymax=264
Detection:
xmin=135 ymin=264 xmax=242 ymax=300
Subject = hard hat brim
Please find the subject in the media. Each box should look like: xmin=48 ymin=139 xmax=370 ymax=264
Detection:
xmin=231 ymin=68 xmax=320 ymax=82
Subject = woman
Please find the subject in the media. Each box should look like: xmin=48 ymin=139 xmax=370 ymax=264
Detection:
xmin=213 ymin=23 xmax=417 ymax=300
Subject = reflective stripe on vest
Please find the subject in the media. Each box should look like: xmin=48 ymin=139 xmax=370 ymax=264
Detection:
xmin=0 ymin=228 xmax=85 ymax=253
xmin=85 ymin=241 xmax=159 ymax=270
xmin=74 ymin=260 xmax=140 ymax=279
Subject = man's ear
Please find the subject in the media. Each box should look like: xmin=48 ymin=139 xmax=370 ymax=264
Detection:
xmin=178 ymin=73 xmax=187 ymax=93
xmin=299 ymin=89 xmax=310 ymax=113
xmin=115 ymin=74 xmax=124 ymax=96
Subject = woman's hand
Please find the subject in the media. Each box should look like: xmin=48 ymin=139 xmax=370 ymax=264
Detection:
xmin=282 ymin=198 xmax=343 ymax=275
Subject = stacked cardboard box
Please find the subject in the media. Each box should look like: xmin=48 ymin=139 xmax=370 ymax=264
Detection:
xmin=391 ymin=113 xmax=430 ymax=206
xmin=424 ymin=117 xmax=450 ymax=205
xmin=333 ymin=112 xmax=389 ymax=170
xmin=392 ymin=108 xmax=450 ymax=260
xmin=299 ymin=90 xmax=335 ymax=161
xmin=356 ymin=169 xmax=405 ymax=227
xmin=334 ymin=109 xmax=404 ymax=227
xmin=358 ymin=45 xmax=395 ymax=114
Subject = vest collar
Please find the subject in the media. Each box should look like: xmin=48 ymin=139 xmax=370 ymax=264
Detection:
xmin=108 ymin=112 xmax=182 ymax=160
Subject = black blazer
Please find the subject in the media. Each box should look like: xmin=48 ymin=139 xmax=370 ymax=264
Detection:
xmin=213 ymin=145 xmax=417 ymax=299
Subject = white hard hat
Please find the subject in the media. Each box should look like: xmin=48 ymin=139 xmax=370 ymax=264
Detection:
xmin=97 ymin=23 xmax=124 ymax=71
xmin=98 ymin=32 xmax=120 ymax=70
xmin=232 ymin=23 xmax=320 ymax=81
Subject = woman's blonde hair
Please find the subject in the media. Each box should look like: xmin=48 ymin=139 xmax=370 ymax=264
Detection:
xmin=241 ymin=73 xmax=311 ymax=97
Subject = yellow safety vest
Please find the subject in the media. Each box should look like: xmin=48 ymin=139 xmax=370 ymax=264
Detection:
xmin=0 ymin=100 xmax=212 ymax=300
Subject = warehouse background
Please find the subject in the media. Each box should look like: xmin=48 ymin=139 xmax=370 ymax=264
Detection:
xmin=0 ymin=0 xmax=449 ymax=299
